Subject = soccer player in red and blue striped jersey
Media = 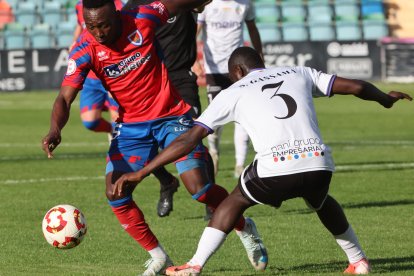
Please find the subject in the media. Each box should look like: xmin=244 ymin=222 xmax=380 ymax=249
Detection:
xmin=74 ymin=0 xmax=181 ymax=220
xmin=42 ymin=0 xmax=265 ymax=274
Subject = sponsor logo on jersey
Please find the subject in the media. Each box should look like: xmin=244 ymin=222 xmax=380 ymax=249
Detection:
xmin=97 ymin=50 xmax=109 ymax=61
xmin=66 ymin=59 xmax=77 ymax=76
xmin=103 ymin=52 xmax=151 ymax=78
xmin=270 ymin=138 xmax=325 ymax=162
xmin=104 ymin=64 xmax=122 ymax=78
xmin=128 ymin=29 xmax=143 ymax=46
xmin=209 ymin=21 xmax=242 ymax=29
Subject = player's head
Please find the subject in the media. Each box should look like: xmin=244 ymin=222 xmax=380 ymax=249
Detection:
xmin=83 ymin=0 xmax=121 ymax=46
xmin=228 ymin=47 xmax=265 ymax=82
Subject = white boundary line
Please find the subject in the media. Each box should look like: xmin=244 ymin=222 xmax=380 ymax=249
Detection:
xmin=1 ymin=162 xmax=413 ymax=185
xmin=0 ymin=142 xmax=110 ymax=148
xmin=1 ymin=140 xmax=414 ymax=148
xmin=0 ymin=153 xmax=105 ymax=161
xmin=336 ymin=162 xmax=414 ymax=171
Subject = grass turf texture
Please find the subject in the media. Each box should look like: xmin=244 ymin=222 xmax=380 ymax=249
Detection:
xmin=0 ymin=84 xmax=413 ymax=275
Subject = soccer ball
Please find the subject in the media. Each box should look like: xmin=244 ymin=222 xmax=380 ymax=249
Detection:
xmin=42 ymin=204 xmax=87 ymax=249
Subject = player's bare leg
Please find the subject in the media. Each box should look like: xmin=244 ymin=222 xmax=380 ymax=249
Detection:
xmin=207 ymin=185 xmax=252 ymax=232
xmin=178 ymin=165 xmax=245 ymax=230
xmin=106 ymin=171 xmax=173 ymax=275
xmin=166 ymin=185 xmax=268 ymax=275
xmin=316 ymin=195 xmax=370 ymax=274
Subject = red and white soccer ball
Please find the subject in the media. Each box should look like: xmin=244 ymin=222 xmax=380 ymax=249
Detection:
xmin=42 ymin=204 xmax=87 ymax=249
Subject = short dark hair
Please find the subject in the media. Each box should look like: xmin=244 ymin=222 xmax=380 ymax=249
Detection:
xmin=228 ymin=47 xmax=264 ymax=70
xmin=83 ymin=0 xmax=115 ymax=9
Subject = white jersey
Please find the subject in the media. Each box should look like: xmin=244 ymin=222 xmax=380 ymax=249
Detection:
xmin=195 ymin=67 xmax=336 ymax=178
xmin=198 ymin=0 xmax=255 ymax=74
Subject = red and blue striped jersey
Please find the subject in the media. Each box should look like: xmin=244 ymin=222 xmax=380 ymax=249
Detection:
xmin=64 ymin=2 xmax=191 ymax=123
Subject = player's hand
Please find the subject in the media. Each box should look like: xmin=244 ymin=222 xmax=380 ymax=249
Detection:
xmin=42 ymin=131 xmax=61 ymax=159
xmin=191 ymin=60 xmax=204 ymax=78
xmin=112 ymin=171 xmax=146 ymax=197
xmin=383 ymin=91 xmax=413 ymax=108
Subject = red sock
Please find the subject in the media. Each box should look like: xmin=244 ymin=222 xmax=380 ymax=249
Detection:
xmin=197 ymin=184 xmax=245 ymax=231
xmin=94 ymin=118 xmax=112 ymax=133
xmin=111 ymin=201 xmax=158 ymax=251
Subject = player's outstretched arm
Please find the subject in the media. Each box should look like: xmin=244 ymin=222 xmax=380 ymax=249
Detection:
xmin=42 ymin=86 xmax=80 ymax=159
xmin=331 ymin=77 xmax=412 ymax=108
xmin=112 ymin=125 xmax=209 ymax=196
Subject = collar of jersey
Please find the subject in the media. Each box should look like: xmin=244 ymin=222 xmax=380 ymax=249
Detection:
xmin=247 ymin=68 xmax=265 ymax=76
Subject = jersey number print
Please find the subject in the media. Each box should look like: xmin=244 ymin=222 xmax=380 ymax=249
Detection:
xmin=262 ymin=81 xmax=297 ymax=119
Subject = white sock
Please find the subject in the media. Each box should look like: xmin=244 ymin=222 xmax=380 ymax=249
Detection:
xmin=207 ymin=126 xmax=223 ymax=156
xmin=188 ymin=227 xmax=227 ymax=267
xmin=335 ymin=225 xmax=366 ymax=264
xmin=234 ymin=123 xmax=249 ymax=167
xmin=148 ymin=244 xmax=167 ymax=259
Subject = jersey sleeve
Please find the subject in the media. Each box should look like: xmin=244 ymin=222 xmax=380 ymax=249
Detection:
xmin=195 ymin=88 xmax=238 ymax=133
xmin=124 ymin=1 xmax=170 ymax=28
xmin=303 ymin=67 xmax=336 ymax=98
xmin=61 ymin=41 xmax=92 ymax=89
xmin=245 ymin=0 xmax=256 ymax=22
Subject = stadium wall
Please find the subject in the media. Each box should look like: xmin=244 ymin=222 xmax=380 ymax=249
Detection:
xmin=262 ymin=41 xmax=381 ymax=80
xmin=1 ymin=40 xmax=412 ymax=92
xmin=0 ymin=49 xmax=68 ymax=91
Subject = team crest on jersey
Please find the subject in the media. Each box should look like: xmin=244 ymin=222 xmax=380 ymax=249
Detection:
xmin=66 ymin=59 xmax=77 ymax=76
xmin=128 ymin=29 xmax=143 ymax=46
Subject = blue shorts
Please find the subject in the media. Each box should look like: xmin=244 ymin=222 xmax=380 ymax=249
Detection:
xmin=80 ymin=78 xmax=119 ymax=113
xmin=106 ymin=114 xmax=208 ymax=175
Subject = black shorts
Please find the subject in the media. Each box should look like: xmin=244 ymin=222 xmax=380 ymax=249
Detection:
xmin=169 ymin=70 xmax=201 ymax=118
xmin=238 ymin=161 xmax=332 ymax=210
xmin=205 ymin=74 xmax=233 ymax=104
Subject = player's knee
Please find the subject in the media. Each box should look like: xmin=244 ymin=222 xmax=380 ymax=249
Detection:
xmin=192 ymin=183 xmax=213 ymax=202
xmin=107 ymin=194 xmax=132 ymax=207
xmin=105 ymin=183 xmax=133 ymax=202
xmin=193 ymin=183 xmax=228 ymax=205
xmin=105 ymin=188 xmax=116 ymax=201
xmin=82 ymin=119 xmax=100 ymax=131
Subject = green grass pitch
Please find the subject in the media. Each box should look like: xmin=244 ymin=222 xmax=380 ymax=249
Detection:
xmin=0 ymin=83 xmax=413 ymax=275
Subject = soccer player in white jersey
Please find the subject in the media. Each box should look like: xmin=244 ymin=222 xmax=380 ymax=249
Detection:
xmin=112 ymin=47 xmax=412 ymax=275
xmin=197 ymin=0 xmax=263 ymax=178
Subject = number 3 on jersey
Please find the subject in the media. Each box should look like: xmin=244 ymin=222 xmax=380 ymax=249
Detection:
xmin=261 ymin=81 xmax=297 ymax=119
